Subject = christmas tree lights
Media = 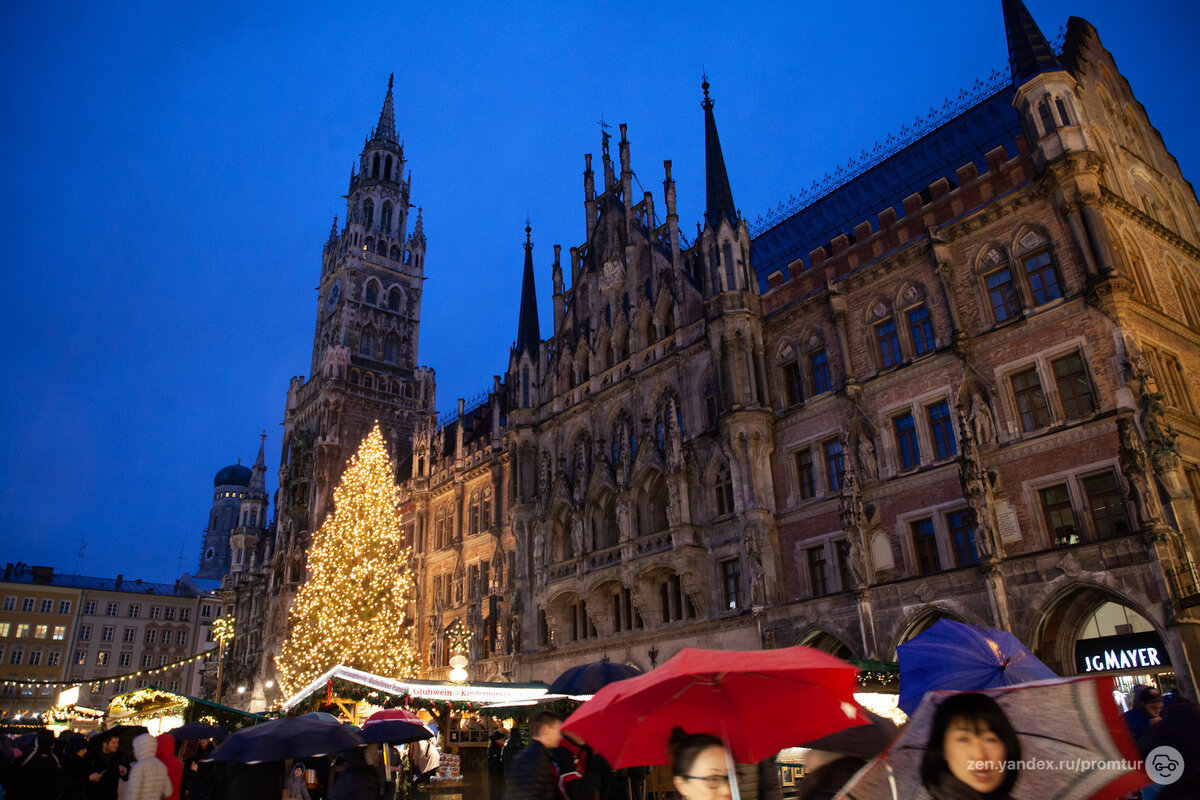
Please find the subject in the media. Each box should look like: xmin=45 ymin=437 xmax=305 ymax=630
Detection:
xmin=279 ymin=424 xmax=419 ymax=694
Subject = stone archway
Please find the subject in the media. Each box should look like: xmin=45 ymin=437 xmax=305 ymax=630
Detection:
xmin=1030 ymin=583 xmax=1161 ymax=677
xmin=797 ymin=627 xmax=856 ymax=660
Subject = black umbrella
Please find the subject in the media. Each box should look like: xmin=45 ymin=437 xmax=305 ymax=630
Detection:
xmin=100 ymin=725 xmax=149 ymax=760
xmin=799 ymin=708 xmax=898 ymax=759
xmin=166 ymin=722 xmax=228 ymax=741
xmin=360 ymin=719 xmax=434 ymax=745
xmin=548 ymin=661 xmax=642 ymax=696
xmin=210 ymin=717 xmax=363 ymax=764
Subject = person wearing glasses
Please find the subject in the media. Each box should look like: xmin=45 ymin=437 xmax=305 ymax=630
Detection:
xmin=669 ymin=728 xmax=733 ymax=800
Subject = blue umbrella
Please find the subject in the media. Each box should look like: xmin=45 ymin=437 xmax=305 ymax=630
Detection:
xmin=210 ymin=716 xmax=363 ymax=763
xmin=548 ymin=660 xmax=642 ymax=696
xmin=898 ymin=619 xmax=1056 ymax=714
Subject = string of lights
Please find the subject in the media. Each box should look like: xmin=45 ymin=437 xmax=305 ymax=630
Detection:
xmin=279 ymin=424 xmax=419 ymax=694
xmin=0 ymin=648 xmax=214 ymax=689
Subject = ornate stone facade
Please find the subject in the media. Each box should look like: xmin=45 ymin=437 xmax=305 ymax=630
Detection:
xmin=220 ymin=3 xmax=1200 ymax=708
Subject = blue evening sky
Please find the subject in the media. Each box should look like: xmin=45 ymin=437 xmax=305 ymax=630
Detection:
xmin=1 ymin=1 xmax=1196 ymax=582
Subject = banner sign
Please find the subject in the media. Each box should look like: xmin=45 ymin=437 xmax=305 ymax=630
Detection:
xmin=1075 ymin=631 xmax=1171 ymax=674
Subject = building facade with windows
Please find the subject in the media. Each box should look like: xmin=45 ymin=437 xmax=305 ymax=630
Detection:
xmin=221 ymin=0 xmax=1199 ymax=707
xmin=0 ymin=564 xmax=81 ymax=716
xmin=0 ymin=563 xmax=218 ymax=717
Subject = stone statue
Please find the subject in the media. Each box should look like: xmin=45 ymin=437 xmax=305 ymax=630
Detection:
xmin=857 ymin=436 xmax=877 ymax=481
xmin=1118 ymin=417 xmax=1161 ymax=527
xmin=663 ymin=398 xmax=684 ymax=470
xmin=570 ymin=515 xmax=585 ymax=557
xmin=616 ymin=502 xmax=632 ymax=541
xmin=666 ymin=480 xmax=682 ymax=527
xmin=533 ymin=531 xmax=546 ymax=569
xmin=970 ymin=392 xmax=996 ymax=446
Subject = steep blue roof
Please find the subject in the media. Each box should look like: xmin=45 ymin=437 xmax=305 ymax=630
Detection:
xmin=750 ymin=82 xmax=1024 ymax=289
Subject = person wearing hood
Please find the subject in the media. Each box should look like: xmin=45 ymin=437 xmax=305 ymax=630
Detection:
xmin=60 ymin=733 xmax=93 ymax=800
xmin=124 ymin=734 xmax=173 ymax=800
xmin=155 ymin=734 xmax=183 ymax=800
xmin=288 ymin=761 xmax=313 ymax=800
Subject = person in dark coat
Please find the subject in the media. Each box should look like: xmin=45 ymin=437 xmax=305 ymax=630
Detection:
xmin=1122 ymin=684 xmax=1164 ymax=753
xmin=223 ymin=762 xmax=283 ymax=800
xmin=501 ymin=728 xmax=525 ymax=772
xmin=487 ymin=730 xmax=506 ymax=800
xmin=1145 ymin=694 xmax=1200 ymax=800
xmin=60 ymin=733 xmax=93 ymax=800
xmin=86 ymin=732 xmax=129 ymax=800
xmin=329 ymin=744 xmax=384 ymax=800
xmin=7 ymin=729 xmax=63 ymax=800
xmin=505 ymin=712 xmax=562 ymax=800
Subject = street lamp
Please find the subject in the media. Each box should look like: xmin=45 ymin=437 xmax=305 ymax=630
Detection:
xmin=211 ymin=616 xmax=236 ymax=705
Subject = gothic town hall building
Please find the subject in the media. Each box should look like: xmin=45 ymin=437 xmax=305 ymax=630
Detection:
xmin=216 ymin=1 xmax=1200 ymax=708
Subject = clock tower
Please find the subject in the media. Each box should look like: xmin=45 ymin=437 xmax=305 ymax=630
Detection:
xmin=279 ymin=74 xmax=436 ymax=540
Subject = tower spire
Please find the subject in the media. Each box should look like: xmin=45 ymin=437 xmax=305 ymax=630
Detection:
xmin=248 ymin=432 xmax=268 ymax=498
xmin=515 ymin=220 xmax=540 ymax=359
xmin=373 ymin=73 xmax=397 ymax=142
xmin=1000 ymin=0 xmax=1062 ymax=84
xmin=702 ymin=74 xmax=737 ymax=229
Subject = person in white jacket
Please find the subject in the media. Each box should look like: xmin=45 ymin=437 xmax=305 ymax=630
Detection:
xmin=123 ymin=734 xmax=173 ymax=800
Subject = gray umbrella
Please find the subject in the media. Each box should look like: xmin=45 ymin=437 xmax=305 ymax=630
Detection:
xmin=834 ymin=677 xmax=1149 ymax=800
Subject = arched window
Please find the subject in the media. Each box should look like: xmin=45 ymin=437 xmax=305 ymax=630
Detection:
xmin=1122 ymin=236 xmax=1154 ymax=303
xmin=363 ymin=199 xmax=374 ymax=229
xmin=372 ymin=153 xmax=381 ymax=177
xmin=653 ymin=390 xmax=683 ymax=453
xmin=381 ymin=202 xmax=394 ymax=234
xmin=469 ymin=491 xmax=480 ymax=535
xmin=383 ymin=336 xmax=397 ymax=364
xmin=388 ymin=288 xmax=402 ymax=311
xmin=481 ymin=487 xmax=492 ymax=531
xmin=363 ymin=374 xmax=373 ymax=389
xmin=365 ymin=282 xmax=379 ymax=305
xmin=384 ymin=154 xmax=393 ymax=180
xmin=714 ymin=463 xmax=734 ymax=517
xmin=722 ymin=242 xmax=737 ymax=292
xmin=866 ymin=299 xmax=900 ymax=369
xmin=978 ymin=245 xmax=1020 ymax=324
xmin=360 ymin=329 xmax=375 ymax=358
xmin=1016 ymin=229 xmax=1062 ymax=306
xmin=898 ymin=284 xmax=935 ymax=358
xmin=376 ymin=239 xmax=387 ymax=256
xmin=390 ymin=246 xmax=402 ymax=262
xmin=777 ymin=343 xmax=803 ymax=407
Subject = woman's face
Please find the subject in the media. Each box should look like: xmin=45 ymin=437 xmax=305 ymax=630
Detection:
xmin=943 ymin=718 xmax=1007 ymax=794
xmin=673 ymin=745 xmax=732 ymax=800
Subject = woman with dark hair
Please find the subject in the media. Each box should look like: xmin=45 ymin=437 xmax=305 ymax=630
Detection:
xmin=668 ymin=728 xmax=732 ymax=800
xmin=921 ymin=693 xmax=1020 ymax=799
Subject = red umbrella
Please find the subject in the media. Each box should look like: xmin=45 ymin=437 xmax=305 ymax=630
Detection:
xmin=364 ymin=708 xmax=423 ymax=725
xmin=562 ymin=646 xmax=866 ymax=768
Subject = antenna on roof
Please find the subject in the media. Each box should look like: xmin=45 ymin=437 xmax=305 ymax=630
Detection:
xmin=176 ymin=539 xmax=187 ymax=581
xmin=74 ymin=536 xmax=87 ymax=576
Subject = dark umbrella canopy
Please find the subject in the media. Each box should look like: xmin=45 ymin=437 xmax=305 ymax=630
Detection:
xmin=548 ymin=661 xmax=642 ymax=696
xmin=898 ymin=619 xmax=1056 ymax=714
xmin=166 ymin=722 xmax=228 ymax=741
xmin=210 ymin=717 xmax=363 ymax=764
xmin=360 ymin=719 xmax=433 ymax=745
xmin=800 ymin=708 xmax=898 ymax=759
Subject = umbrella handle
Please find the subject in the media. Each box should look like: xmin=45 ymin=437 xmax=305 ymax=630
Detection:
xmin=724 ymin=745 xmax=741 ymax=800
xmin=886 ymin=761 xmax=898 ymax=800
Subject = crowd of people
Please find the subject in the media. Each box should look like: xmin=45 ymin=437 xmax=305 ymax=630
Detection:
xmin=4 ymin=683 xmax=1196 ymax=800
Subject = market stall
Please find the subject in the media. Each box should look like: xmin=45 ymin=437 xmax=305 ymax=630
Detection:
xmin=106 ymin=686 xmax=263 ymax=735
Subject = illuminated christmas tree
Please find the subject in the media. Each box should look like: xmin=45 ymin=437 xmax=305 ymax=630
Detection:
xmin=279 ymin=423 xmax=419 ymax=693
